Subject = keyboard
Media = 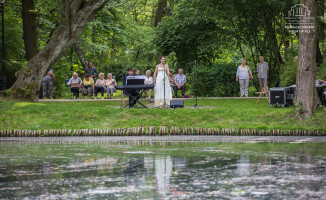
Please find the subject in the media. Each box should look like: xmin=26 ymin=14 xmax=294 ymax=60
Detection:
xmin=116 ymin=84 xmax=155 ymax=90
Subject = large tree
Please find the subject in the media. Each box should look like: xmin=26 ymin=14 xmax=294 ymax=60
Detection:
xmin=10 ymin=0 xmax=109 ymax=100
xmin=294 ymin=0 xmax=320 ymax=118
xmin=22 ymin=0 xmax=38 ymax=60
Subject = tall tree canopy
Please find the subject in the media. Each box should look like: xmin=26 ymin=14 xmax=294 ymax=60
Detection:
xmin=0 ymin=0 xmax=325 ymax=113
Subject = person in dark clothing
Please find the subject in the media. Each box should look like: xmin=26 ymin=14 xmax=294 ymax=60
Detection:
xmin=123 ymin=68 xmax=140 ymax=108
xmin=84 ymin=62 xmax=98 ymax=81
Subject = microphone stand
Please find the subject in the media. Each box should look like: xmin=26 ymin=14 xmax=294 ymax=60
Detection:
xmin=192 ymin=60 xmax=203 ymax=108
xmin=160 ymin=61 xmax=169 ymax=108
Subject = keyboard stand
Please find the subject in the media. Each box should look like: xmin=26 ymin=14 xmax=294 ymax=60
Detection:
xmin=123 ymin=89 xmax=147 ymax=108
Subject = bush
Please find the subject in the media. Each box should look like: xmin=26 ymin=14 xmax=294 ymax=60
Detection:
xmin=192 ymin=63 xmax=239 ymax=97
xmin=280 ymin=49 xmax=298 ymax=87
xmin=317 ymin=58 xmax=326 ymax=81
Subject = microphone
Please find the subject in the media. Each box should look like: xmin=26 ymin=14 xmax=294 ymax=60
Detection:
xmin=194 ymin=60 xmax=196 ymax=65
xmin=163 ymin=61 xmax=165 ymax=65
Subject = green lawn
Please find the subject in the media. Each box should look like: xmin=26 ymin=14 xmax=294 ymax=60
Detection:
xmin=0 ymin=97 xmax=325 ymax=130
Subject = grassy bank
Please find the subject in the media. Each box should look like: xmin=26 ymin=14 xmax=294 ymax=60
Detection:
xmin=0 ymin=97 xmax=325 ymax=130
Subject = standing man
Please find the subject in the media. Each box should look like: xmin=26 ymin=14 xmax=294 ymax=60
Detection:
xmin=173 ymin=68 xmax=186 ymax=98
xmin=257 ymin=56 xmax=269 ymax=91
xmin=85 ymin=62 xmax=98 ymax=82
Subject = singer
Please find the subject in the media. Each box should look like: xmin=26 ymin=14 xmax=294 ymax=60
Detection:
xmin=153 ymin=56 xmax=173 ymax=107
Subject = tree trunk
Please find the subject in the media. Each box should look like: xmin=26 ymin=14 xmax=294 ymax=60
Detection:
xmin=294 ymin=0 xmax=320 ymax=118
xmin=22 ymin=0 xmax=38 ymax=60
xmin=11 ymin=0 xmax=109 ymax=100
xmin=265 ymin=19 xmax=283 ymax=69
xmin=73 ymin=41 xmax=88 ymax=70
xmin=155 ymin=0 xmax=167 ymax=64
xmin=154 ymin=0 xmax=167 ymax=27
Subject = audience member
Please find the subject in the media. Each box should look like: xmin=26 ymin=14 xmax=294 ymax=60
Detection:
xmin=67 ymin=72 xmax=82 ymax=99
xmin=173 ymin=68 xmax=186 ymax=98
xmin=105 ymin=73 xmax=117 ymax=99
xmin=94 ymin=73 xmax=106 ymax=99
xmin=82 ymin=74 xmax=94 ymax=99
xmin=144 ymin=70 xmax=153 ymax=98
xmin=236 ymin=58 xmax=252 ymax=97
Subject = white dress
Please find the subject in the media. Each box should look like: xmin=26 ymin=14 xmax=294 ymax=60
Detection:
xmin=154 ymin=65 xmax=172 ymax=107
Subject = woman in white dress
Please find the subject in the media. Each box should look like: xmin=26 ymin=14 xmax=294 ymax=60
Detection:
xmin=153 ymin=56 xmax=173 ymax=107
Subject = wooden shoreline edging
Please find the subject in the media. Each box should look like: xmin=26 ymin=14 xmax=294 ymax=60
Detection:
xmin=0 ymin=127 xmax=326 ymax=137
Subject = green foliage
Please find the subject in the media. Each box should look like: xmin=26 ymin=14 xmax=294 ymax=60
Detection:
xmin=280 ymin=48 xmax=298 ymax=87
xmin=194 ymin=63 xmax=239 ymax=97
xmin=0 ymin=0 xmax=26 ymax=89
xmin=2 ymin=0 xmax=326 ymax=100
xmin=156 ymin=0 xmax=302 ymax=88
xmin=317 ymin=58 xmax=326 ymax=81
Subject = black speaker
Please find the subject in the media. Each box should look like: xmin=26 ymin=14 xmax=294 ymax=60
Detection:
xmin=170 ymin=100 xmax=184 ymax=108
xmin=288 ymin=85 xmax=296 ymax=105
xmin=269 ymin=87 xmax=291 ymax=107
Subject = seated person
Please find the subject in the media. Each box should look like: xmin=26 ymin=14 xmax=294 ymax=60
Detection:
xmin=317 ymin=79 xmax=326 ymax=84
xmin=168 ymin=70 xmax=175 ymax=95
xmin=173 ymin=68 xmax=186 ymax=98
xmin=105 ymin=73 xmax=117 ymax=99
xmin=67 ymin=72 xmax=82 ymax=99
xmin=94 ymin=73 xmax=106 ymax=99
xmin=82 ymin=74 xmax=94 ymax=99
xmin=144 ymin=70 xmax=153 ymax=99
xmin=123 ymin=67 xmax=140 ymax=108
xmin=135 ymin=69 xmax=141 ymax=92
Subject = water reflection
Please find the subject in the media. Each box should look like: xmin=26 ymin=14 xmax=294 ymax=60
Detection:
xmin=237 ymin=155 xmax=250 ymax=176
xmin=155 ymin=156 xmax=172 ymax=195
xmin=0 ymin=142 xmax=325 ymax=199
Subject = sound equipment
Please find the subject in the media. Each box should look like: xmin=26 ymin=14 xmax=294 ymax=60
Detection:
xmin=316 ymin=83 xmax=326 ymax=105
xmin=269 ymin=87 xmax=291 ymax=107
xmin=269 ymin=82 xmax=326 ymax=108
xmin=288 ymin=85 xmax=296 ymax=105
xmin=170 ymin=100 xmax=184 ymax=108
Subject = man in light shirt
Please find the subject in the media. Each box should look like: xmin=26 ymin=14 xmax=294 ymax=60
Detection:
xmin=173 ymin=68 xmax=186 ymax=98
xmin=257 ymin=56 xmax=269 ymax=91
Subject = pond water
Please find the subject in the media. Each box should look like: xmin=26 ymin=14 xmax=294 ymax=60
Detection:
xmin=0 ymin=140 xmax=326 ymax=199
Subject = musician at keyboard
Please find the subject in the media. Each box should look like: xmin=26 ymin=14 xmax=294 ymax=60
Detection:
xmin=123 ymin=68 xmax=140 ymax=108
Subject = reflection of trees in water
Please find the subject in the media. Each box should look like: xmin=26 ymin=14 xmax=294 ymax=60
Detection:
xmin=43 ymin=162 xmax=54 ymax=179
xmin=123 ymin=157 xmax=146 ymax=187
